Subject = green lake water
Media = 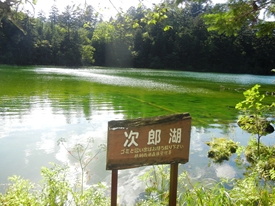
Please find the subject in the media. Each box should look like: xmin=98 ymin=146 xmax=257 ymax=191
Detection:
xmin=1 ymin=65 xmax=275 ymax=204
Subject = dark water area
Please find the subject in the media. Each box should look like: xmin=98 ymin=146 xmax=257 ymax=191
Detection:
xmin=1 ymin=65 xmax=275 ymax=204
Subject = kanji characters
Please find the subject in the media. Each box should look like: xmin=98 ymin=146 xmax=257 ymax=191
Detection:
xmin=169 ymin=128 xmax=182 ymax=144
xmin=147 ymin=129 xmax=161 ymax=145
xmin=124 ymin=130 xmax=139 ymax=147
xmin=123 ymin=128 xmax=182 ymax=148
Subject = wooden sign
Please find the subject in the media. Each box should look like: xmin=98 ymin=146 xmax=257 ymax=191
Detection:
xmin=106 ymin=113 xmax=191 ymax=170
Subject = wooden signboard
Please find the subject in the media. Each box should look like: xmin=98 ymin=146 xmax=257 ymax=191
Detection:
xmin=106 ymin=113 xmax=191 ymax=170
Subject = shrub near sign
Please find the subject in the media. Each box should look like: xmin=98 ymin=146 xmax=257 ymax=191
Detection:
xmin=106 ymin=113 xmax=191 ymax=170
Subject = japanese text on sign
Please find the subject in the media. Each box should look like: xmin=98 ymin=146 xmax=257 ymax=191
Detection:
xmin=106 ymin=113 xmax=191 ymax=170
xmin=124 ymin=128 xmax=182 ymax=147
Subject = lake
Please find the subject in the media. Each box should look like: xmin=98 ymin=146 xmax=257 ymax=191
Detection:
xmin=1 ymin=66 xmax=275 ymax=204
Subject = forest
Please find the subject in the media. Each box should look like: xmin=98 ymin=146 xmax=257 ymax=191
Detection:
xmin=0 ymin=1 xmax=275 ymax=75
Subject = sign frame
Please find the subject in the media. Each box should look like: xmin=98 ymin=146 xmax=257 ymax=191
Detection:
xmin=107 ymin=113 xmax=191 ymax=170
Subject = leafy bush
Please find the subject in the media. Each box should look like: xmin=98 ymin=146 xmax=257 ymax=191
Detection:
xmin=245 ymin=138 xmax=275 ymax=180
xmin=0 ymin=164 xmax=109 ymax=206
xmin=235 ymin=84 xmax=275 ymax=156
xmin=0 ymin=176 xmax=39 ymax=206
xmin=138 ymin=167 xmax=275 ymax=206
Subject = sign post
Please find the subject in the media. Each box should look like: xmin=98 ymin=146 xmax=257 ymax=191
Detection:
xmin=106 ymin=113 xmax=191 ymax=205
xmin=111 ymin=169 xmax=118 ymax=206
xmin=169 ymin=163 xmax=179 ymax=206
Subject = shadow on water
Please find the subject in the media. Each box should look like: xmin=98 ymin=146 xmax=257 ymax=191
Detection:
xmin=1 ymin=66 xmax=275 ymax=204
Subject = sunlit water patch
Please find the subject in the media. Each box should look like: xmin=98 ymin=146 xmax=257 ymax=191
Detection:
xmin=35 ymin=68 xmax=211 ymax=94
xmin=100 ymin=68 xmax=275 ymax=86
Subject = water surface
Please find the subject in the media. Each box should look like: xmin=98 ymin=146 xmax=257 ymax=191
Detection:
xmin=1 ymin=66 xmax=275 ymax=204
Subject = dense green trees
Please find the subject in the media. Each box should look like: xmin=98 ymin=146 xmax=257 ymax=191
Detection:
xmin=175 ymin=0 xmax=275 ymax=36
xmin=0 ymin=2 xmax=98 ymax=66
xmin=0 ymin=1 xmax=275 ymax=74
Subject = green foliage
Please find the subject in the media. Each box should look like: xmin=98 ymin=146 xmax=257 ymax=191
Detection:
xmin=206 ymin=137 xmax=238 ymax=163
xmin=245 ymin=138 xmax=275 ymax=180
xmin=228 ymin=171 xmax=275 ymax=205
xmin=40 ymin=163 xmax=71 ymax=205
xmin=140 ymin=3 xmax=169 ymax=30
xmin=138 ymin=166 xmax=275 ymax=205
xmin=270 ymin=168 xmax=275 ymax=180
xmin=177 ymin=0 xmax=275 ymax=36
xmin=73 ymin=182 xmax=109 ymax=206
xmin=235 ymin=84 xmax=275 ymax=156
xmin=178 ymin=181 xmax=231 ymax=206
xmin=40 ymin=163 xmax=109 ymax=205
xmin=203 ymin=2 xmax=258 ymax=36
xmin=235 ymin=84 xmax=272 ymax=121
xmin=81 ymin=44 xmax=95 ymax=64
xmin=139 ymin=165 xmax=170 ymax=204
xmin=0 ymin=176 xmax=39 ymax=206
xmin=255 ymin=21 xmax=275 ymax=37
xmin=0 ymin=164 xmax=109 ymax=205
xmin=92 ymin=22 xmax=116 ymax=43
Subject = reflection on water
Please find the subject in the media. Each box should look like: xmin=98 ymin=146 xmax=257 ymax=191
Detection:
xmin=36 ymin=68 xmax=212 ymax=94
xmin=1 ymin=66 xmax=275 ymax=204
xmin=214 ymin=164 xmax=236 ymax=179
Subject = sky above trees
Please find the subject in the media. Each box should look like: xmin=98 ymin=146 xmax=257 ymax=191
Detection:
xmin=32 ymin=0 xmax=162 ymax=18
